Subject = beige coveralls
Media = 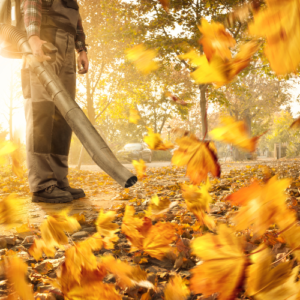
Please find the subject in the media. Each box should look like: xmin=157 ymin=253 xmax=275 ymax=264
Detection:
xmin=22 ymin=0 xmax=79 ymax=192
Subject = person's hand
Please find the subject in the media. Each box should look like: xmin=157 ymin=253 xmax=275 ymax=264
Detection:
xmin=28 ymin=36 xmax=51 ymax=62
xmin=77 ymin=51 xmax=89 ymax=74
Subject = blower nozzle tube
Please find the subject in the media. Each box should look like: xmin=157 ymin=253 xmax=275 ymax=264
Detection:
xmin=0 ymin=24 xmax=137 ymax=188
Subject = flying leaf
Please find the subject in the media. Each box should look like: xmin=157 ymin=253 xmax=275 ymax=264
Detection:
xmin=144 ymin=127 xmax=174 ymax=150
xmin=0 ymin=141 xmax=18 ymax=165
xmin=5 ymin=256 xmax=34 ymax=300
xmin=164 ymin=275 xmax=190 ymax=300
xmin=290 ymin=117 xmax=300 ymax=129
xmin=132 ymin=159 xmax=147 ymax=180
xmin=180 ymin=41 xmax=259 ymax=87
xmin=126 ymin=44 xmax=159 ymax=74
xmin=158 ymin=0 xmax=169 ymax=12
xmin=165 ymin=92 xmax=188 ymax=106
xmin=226 ymin=176 xmax=292 ymax=236
xmin=101 ymin=255 xmax=153 ymax=289
xmin=146 ymin=194 xmax=178 ymax=219
xmin=246 ymin=246 xmax=300 ymax=300
xmin=10 ymin=142 xmax=24 ymax=178
xmin=129 ymin=108 xmax=140 ymax=124
xmin=172 ymin=134 xmax=220 ymax=184
xmin=249 ymin=0 xmax=300 ymax=75
xmin=190 ymin=225 xmax=247 ymax=300
xmin=181 ymin=181 xmax=215 ymax=230
xmin=96 ymin=210 xmax=119 ymax=238
xmin=28 ymin=238 xmax=56 ymax=261
xmin=226 ymin=2 xmax=256 ymax=26
xmin=198 ymin=18 xmax=236 ymax=61
xmin=40 ymin=209 xmax=81 ymax=247
xmin=0 ymin=194 xmax=21 ymax=226
xmin=210 ymin=116 xmax=264 ymax=152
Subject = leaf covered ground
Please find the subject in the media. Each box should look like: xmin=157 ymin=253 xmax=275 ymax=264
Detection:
xmin=1 ymin=159 xmax=300 ymax=299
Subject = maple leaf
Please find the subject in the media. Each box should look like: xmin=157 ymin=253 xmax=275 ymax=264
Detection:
xmin=145 ymin=194 xmax=178 ymax=219
xmin=172 ymin=134 xmax=220 ymax=184
xmin=198 ymin=18 xmax=236 ymax=61
xmin=144 ymin=127 xmax=174 ymax=150
xmin=101 ymin=255 xmax=153 ymax=289
xmin=132 ymin=159 xmax=147 ymax=180
xmin=0 ymin=141 xmax=18 ymax=165
xmin=142 ymin=221 xmax=176 ymax=260
xmin=28 ymin=238 xmax=56 ymax=261
xmin=281 ymin=223 xmax=300 ymax=262
xmin=40 ymin=209 xmax=81 ymax=247
xmin=226 ymin=2 xmax=256 ymax=26
xmin=165 ymin=92 xmax=188 ymax=106
xmin=210 ymin=116 xmax=264 ymax=152
xmin=126 ymin=44 xmax=159 ymax=75
xmin=0 ymin=194 xmax=21 ymax=226
xmin=122 ymin=206 xmax=176 ymax=259
xmin=5 ymin=256 xmax=34 ymax=300
xmin=181 ymin=181 xmax=215 ymax=230
xmin=249 ymin=0 xmax=300 ymax=75
xmin=129 ymin=108 xmax=140 ymax=124
xmin=246 ymin=246 xmax=300 ymax=300
xmin=226 ymin=176 xmax=291 ymax=236
xmin=96 ymin=209 xmax=119 ymax=238
xmin=290 ymin=117 xmax=300 ymax=129
xmin=180 ymin=41 xmax=259 ymax=87
xmin=164 ymin=275 xmax=190 ymax=300
xmin=158 ymin=0 xmax=169 ymax=12
xmin=190 ymin=225 xmax=247 ymax=300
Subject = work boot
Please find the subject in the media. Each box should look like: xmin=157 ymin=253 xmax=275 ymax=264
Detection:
xmin=32 ymin=185 xmax=73 ymax=203
xmin=61 ymin=186 xmax=85 ymax=199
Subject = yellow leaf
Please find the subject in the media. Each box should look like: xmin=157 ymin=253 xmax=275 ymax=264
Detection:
xmin=164 ymin=275 xmax=190 ymax=300
xmin=28 ymin=238 xmax=56 ymax=261
xmin=190 ymin=225 xmax=246 ymax=300
xmin=249 ymin=0 xmax=300 ymax=75
xmin=181 ymin=181 xmax=215 ymax=230
xmin=40 ymin=209 xmax=81 ymax=247
xmin=210 ymin=116 xmax=263 ymax=152
xmin=101 ymin=255 xmax=152 ymax=289
xmin=246 ymin=246 xmax=300 ymax=300
xmin=132 ymin=159 xmax=147 ymax=180
xmin=198 ymin=18 xmax=236 ymax=61
xmin=96 ymin=210 xmax=119 ymax=238
xmin=226 ymin=176 xmax=292 ymax=236
xmin=5 ymin=256 xmax=34 ymax=300
xmin=146 ymin=194 xmax=177 ymax=219
xmin=126 ymin=44 xmax=159 ymax=74
xmin=129 ymin=108 xmax=141 ymax=124
xmin=121 ymin=206 xmax=175 ymax=259
xmin=72 ymin=213 xmax=86 ymax=224
xmin=144 ymin=128 xmax=174 ymax=150
xmin=10 ymin=144 xmax=24 ymax=178
xmin=180 ymin=41 xmax=259 ymax=87
xmin=0 ymin=194 xmax=21 ymax=226
xmin=172 ymin=135 xmax=220 ymax=184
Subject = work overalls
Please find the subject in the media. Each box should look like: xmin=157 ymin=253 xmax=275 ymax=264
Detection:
xmin=22 ymin=0 xmax=79 ymax=192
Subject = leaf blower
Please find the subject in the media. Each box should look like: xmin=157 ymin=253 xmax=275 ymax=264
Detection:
xmin=0 ymin=0 xmax=137 ymax=188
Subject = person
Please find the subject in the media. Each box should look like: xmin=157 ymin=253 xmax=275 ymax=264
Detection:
xmin=21 ymin=0 xmax=89 ymax=203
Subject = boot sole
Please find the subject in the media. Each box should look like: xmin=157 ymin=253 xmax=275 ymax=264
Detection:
xmin=32 ymin=195 xmax=73 ymax=203
xmin=72 ymin=192 xmax=86 ymax=200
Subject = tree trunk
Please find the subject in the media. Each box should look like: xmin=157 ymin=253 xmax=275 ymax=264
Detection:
xmin=199 ymin=85 xmax=207 ymax=138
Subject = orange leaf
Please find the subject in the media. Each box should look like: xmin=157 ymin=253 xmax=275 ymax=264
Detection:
xmin=172 ymin=134 xmax=220 ymax=184
xmin=129 ymin=108 xmax=141 ymax=124
xmin=164 ymin=275 xmax=190 ymax=300
xmin=28 ymin=238 xmax=56 ymax=261
xmin=0 ymin=194 xmax=22 ymax=226
xmin=5 ymin=256 xmax=34 ymax=300
xmin=96 ymin=210 xmax=119 ymax=238
xmin=190 ymin=225 xmax=247 ymax=300
xmin=249 ymin=0 xmax=300 ymax=75
xmin=158 ymin=0 xmax=169 ymax=12
xmin=226 ymin=176 xmax=292 ymax=236
xmin=210 ymin=116 xmax=264 ymax=152
xmin=198 ymin=18 xmax=236 ymax=61
xmin=144 ymin=127 xmax=174 ymax=150
xmin=145 ymin=194 xmax=178 ymax=219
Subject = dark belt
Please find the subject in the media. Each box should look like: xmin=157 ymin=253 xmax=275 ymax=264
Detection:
xmin=41 ymin=15 xmax=76 ymax=36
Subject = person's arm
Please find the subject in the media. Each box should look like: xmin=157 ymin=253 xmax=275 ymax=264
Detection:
xmin=23 ymin=0 xmax=50 ymax=61
xmin=75 ymin=14 xmax=89 ymax=74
